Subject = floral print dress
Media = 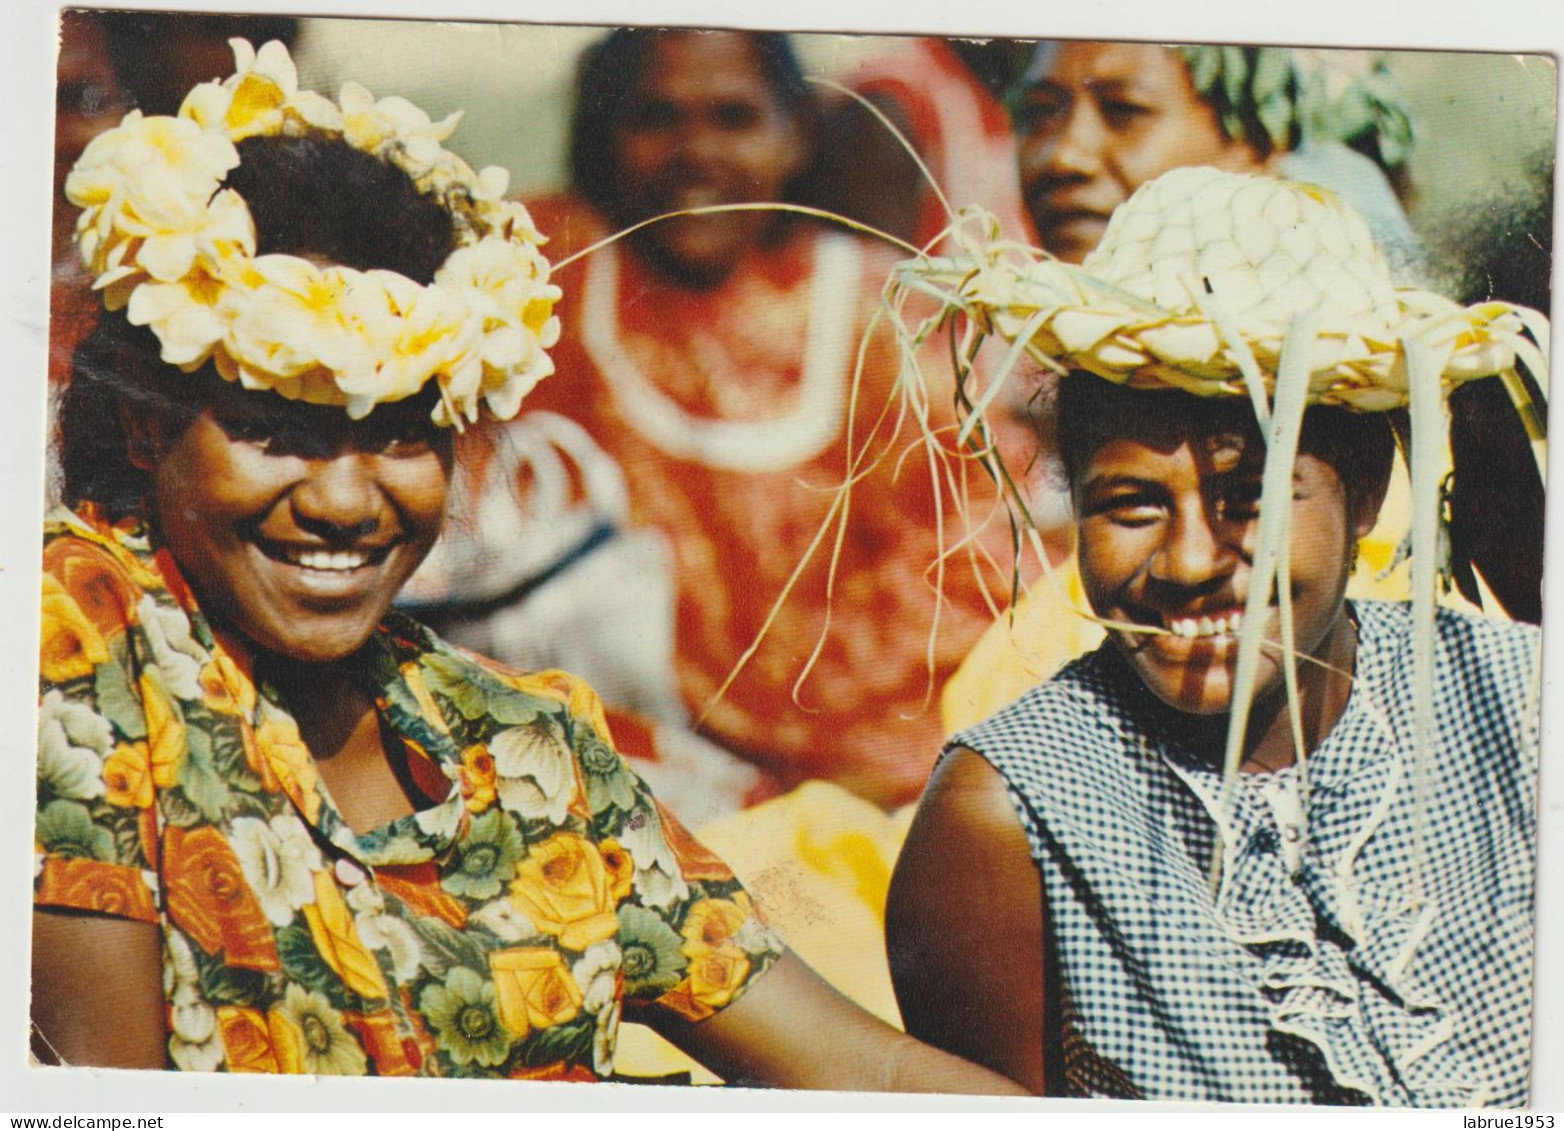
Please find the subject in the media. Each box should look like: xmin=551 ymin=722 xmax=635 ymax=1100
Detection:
xmin=34 ymin=504 xmax=782 ymax=1079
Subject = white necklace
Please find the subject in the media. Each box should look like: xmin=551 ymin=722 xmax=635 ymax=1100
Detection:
xmin=580 ymin=230 xmax=861 ymax=473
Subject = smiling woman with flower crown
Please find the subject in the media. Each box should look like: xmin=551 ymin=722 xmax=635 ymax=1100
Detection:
xmin=30 ymin=39 xmax=1023 ymax=1093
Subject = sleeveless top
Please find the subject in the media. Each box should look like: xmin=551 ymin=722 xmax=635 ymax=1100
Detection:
xmin=953 ymin=601 xmax=1541 ymax=1106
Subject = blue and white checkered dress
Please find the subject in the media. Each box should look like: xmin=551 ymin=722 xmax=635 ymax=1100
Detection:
xmin=953 ymin=601 xmax=1541 ymax=1106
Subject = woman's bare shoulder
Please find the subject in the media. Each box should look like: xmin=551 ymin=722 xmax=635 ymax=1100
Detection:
xmin=885 ymin=746 xmax=1047 ymax=1093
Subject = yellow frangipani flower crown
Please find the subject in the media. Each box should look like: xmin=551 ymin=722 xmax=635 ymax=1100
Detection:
xmin=66 ymin=39 xmax=561 ymax=427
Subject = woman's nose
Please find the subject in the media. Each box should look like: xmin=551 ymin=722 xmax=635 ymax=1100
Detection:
xmin=1149 ymin=509 xmax=1235 ymax=587
xmin=674 ymin=119 xmax=725 ymax=171
xmin=289 ymin=454 xmax=385 ymax=540
xmin=1040 ymin=104 xmax=1106 ymax=181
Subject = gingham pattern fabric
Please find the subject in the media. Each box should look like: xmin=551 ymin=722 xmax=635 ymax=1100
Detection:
xmin=953 ymin=601 xmax=1541 ymax=1106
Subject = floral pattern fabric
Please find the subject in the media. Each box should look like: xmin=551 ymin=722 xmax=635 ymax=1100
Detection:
xmin=34 ymin=503 xmax=782 ymax=1079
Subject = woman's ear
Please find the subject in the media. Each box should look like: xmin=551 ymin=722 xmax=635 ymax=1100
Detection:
xmin=1351 ymin=464 xmax=1393 ymax=540
xmin=116 ymin=394 xmax=163 ymax=472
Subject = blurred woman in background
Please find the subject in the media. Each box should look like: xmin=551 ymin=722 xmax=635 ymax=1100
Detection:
xmin=423 ymin=27 xmax=1012 ymax=811
xmin=1012 ymin=42 xmax=1421 ymax=272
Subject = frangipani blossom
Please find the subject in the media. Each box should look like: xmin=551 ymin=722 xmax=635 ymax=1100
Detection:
xmin=128 ymin=276 xmax=229 ymax=370
xmin=219 ymin=38 xmax=342 ymax=140
xmin=224 ymin=258 xmax=379 ymax=386
xmin=339 ymin=81 xmax=462 ymax=171
xmin=336 ymin=273 xmax=482 ymax=419
xmin=66 ymin=113 xmax=242 ymax=285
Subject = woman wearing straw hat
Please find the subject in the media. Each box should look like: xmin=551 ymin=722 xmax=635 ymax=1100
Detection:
xmin=885 ymin=166 xmax=1546 ymax=1104
xmin=30 ymin=39 xmax=1026 ymax=1093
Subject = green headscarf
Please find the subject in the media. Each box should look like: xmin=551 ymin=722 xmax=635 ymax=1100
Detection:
xmin=1172 ymin=44 xmax=1414 ymax=168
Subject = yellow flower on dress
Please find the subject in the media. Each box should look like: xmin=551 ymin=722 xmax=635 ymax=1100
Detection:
xmin=400 ymin=660 xmax=451 ymax=735
xmin=490 ymin=947 xmax=583 ymax=1036
xmin=40 ymin=574 xmax=109 ymax=683
xmin=102 ymin=741 xmax=156 ymax=809
xmin=492 ymin=669 xmax=572 ymax=705
xmin=138 ymin=673 xmax=188 ymax=789
xmin=494 ymin=668 xmax=615 ymax=746
xmin=598 ymin=838 xmax=635 ymax=903
xmin=679 ymin=894 xmax=754 ymax=954
xmin=661 ymin=894 xmax=758 ymax=1017
xmin=301 ymin=869 xmax=391 ymax=1001
xmin=216 ymin=1005 xmax=280 ymax=1073
xmin=253 ymin=715 xmax=322 ymax=823
xmin=508 ymin=832 xmax=624 ymax=951
xmin=198 ymin=651 xmax=257 ymax=717
xmin=460 ymin=744 xmax=497 ymax=813
xmin=683 ymin=944 xmax=752 ymax=1014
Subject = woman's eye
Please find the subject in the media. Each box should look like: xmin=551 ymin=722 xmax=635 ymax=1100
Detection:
xmin=217 ymin=416 xmax=276 ymax=446
xmin=377 ymin=433 xmax=434 ymax=456
xmin=217 ymin=416 xmax=324 ymax=457
xmin=1100 ymin=99 xmax=1152 ymax=129
xmin=1086 ymin=493 xmax=1165 ymax=527
xmin=712 ymin=101 xmax=762 ymax=131
xmin=1014 ymin=89 xmax=1069 ymax=135
xmin=1107 ymin=503 xmax=1164 ymax=527
xmin=1219 ymin=484 xmax=1263 ymax=521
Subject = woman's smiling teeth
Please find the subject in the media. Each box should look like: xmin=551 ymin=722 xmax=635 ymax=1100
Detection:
xmin=270 ymin=545 xmax=381 ymax=572
xmin=1166 ymin=611 xmax=1243 ymax=638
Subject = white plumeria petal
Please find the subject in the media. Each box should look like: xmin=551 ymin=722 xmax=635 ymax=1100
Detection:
xmin=250 ymin=39 xmax=300 ymax=91
xmin=178 ymin=82 xmax=232 ymax=129
xmin=475 ymin=165 xmax=510 ymax=202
